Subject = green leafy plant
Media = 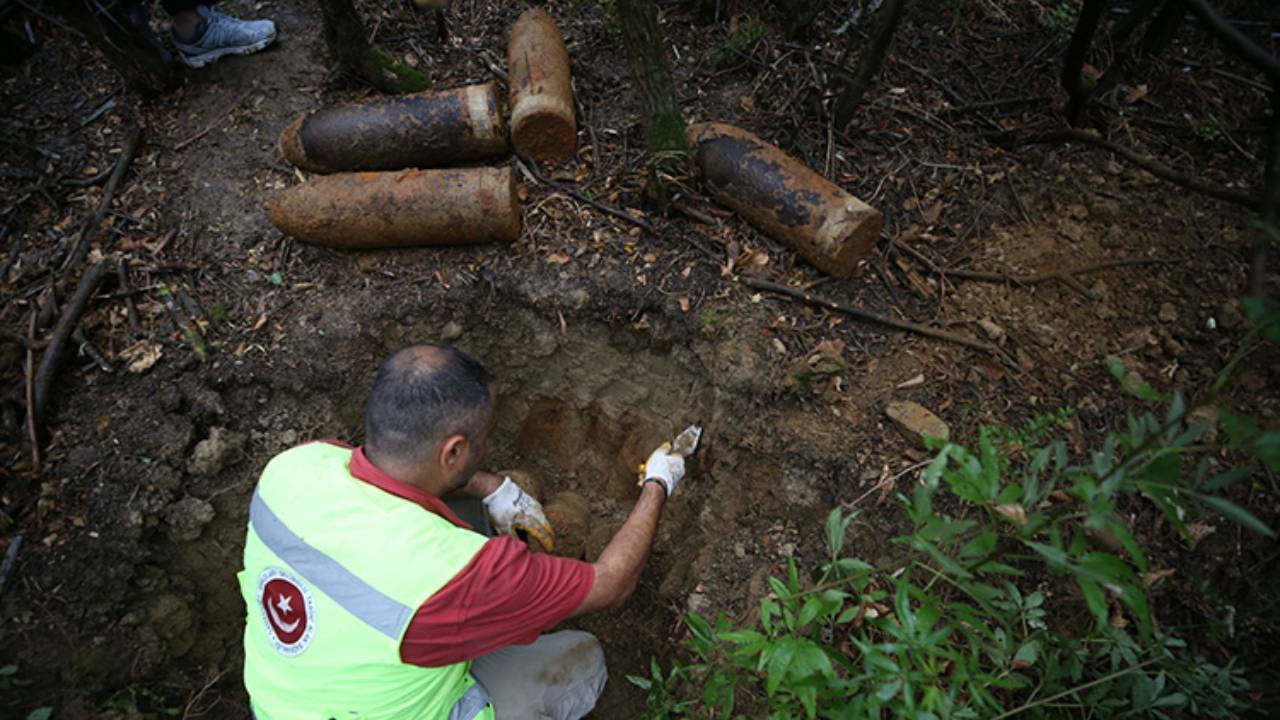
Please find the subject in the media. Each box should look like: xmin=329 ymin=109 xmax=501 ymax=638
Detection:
xmin=633 ymin=327 xmax=1276 ymax=717
xmin=1040 ymin=1 xmax=1079 ymax=37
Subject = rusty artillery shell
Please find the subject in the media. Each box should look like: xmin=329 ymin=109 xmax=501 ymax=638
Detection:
xmin=279 ymin=82 xmax=508 ymax=174
xmin=687 ymin=123 xmax=884 ymax=278
xmin=543 ymin=491 xmax=591 ymax=559
xmin=507 ymin=8 xmax=576 ymax=163
xmin=269 ymin=166 xmax=520 ymax=249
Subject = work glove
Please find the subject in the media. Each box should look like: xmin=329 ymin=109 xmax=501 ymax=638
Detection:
xmin=483 ymin=476 xmax=555 ymax=553
xmin=640 ymin=443 xmax=686 ymax=498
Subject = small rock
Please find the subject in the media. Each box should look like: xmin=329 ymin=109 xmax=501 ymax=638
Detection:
xmin=440 ymin=321 xmax=464 ymax=342
xmin=187 ymin=426 xmax=246 ymax=477
xmin=162 ymin=497 xmax=215 ymax=542
xmin=977 ymin=317 xmax=1006 ymax=342
xmin=1067 ymin=204 xmax=1089 ymax=220
xmin=733 ymin=542 xmax=747 ymax=558
xmin=686 ymin=591 xmax=711 ymax=615
xmin=778 ymin=542 xmax=796 ymax=558
xmin=1158 ymin=302 xmax=1177 ymax=324
xmin=885 ymin=400 xmax=950 ymax=447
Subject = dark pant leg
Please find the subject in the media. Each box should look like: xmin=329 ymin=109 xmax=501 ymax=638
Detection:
xmin=161 ymin=0 xmax=211 ymax=15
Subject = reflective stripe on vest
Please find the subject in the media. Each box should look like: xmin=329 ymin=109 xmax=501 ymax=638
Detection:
xmin=250 ymin=487 xmax=413 ymax=640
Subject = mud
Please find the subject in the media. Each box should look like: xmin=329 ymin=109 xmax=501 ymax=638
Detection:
xmin=280 ymin=82 xmax=508 ymax=174
xmin=688 ymin=123 xmax=882 ymax=278
xmin=268 ymin=166 xmax=520 ymax=248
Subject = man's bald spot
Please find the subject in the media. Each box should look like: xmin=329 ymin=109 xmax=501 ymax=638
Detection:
xmin=364 ymin=343 xmax=493 ymax=463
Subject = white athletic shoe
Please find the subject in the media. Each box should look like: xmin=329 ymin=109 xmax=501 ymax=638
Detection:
xmin=173 ymin=5 xmax=277 ymax=69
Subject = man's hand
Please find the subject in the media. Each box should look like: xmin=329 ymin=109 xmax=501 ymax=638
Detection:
xmin=639 ymin=443 xmax=686 ymax=498
xmin=483 ymin=476 xmax=555 ymax=552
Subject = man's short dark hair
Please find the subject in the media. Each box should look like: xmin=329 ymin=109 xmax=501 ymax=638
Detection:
xmin=364 ymin=343 xmax=493 ymax=462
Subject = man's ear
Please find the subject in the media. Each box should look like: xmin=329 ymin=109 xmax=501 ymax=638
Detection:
xmin=438 ymin=434 xmax=468 ymax=469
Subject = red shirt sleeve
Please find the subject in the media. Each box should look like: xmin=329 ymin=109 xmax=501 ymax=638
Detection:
xmin=399 ymin=536 xmax=595 ymax=667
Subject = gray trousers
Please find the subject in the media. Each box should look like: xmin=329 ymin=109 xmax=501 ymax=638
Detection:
xmin=448 ymin=498 xmax=608 ymax=720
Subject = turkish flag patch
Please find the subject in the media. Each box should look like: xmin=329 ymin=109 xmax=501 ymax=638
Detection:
xmin=257 ymin=567 xmax=315 ymax=656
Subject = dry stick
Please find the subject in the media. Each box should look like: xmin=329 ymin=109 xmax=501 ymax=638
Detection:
xmin=59 ymin=128 xmax=142 ymax=279
xmin=24 ymin=312 xmax=38 ymax=476
xmin=174 ymin=89 xmax=252 ymax=151
xmin=514 ymin=156 xmax=655 ymax=235
xmin=116 ymin=258 xmax=143 ymax=338
xmin=157 ymin=283 xmax=208 ymax=359
xmin=1012 ymin=128 xmax=1260 ymax=209
xmin=72 ymin=328 xmax=114 ymax=373
xmin=32 ymin=262 xmax=105 ymax=433
xmin=1184 ymin=0 xmax=1280 ymax=83
xmin=896 ymin=241 xmax=1186 ymax=298
xmin=739 ymin=276 xmax=1003 ymax=356
xmin=0 ymin=534 xmax=22 ymax=597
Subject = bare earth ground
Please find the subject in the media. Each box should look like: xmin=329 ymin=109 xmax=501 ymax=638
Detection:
xmin=2 ymin=0 xmax=1279 ymax=716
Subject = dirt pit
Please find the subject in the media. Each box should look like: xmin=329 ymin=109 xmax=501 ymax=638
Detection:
xmin=21 ymin=292 xmax=732 ymax=716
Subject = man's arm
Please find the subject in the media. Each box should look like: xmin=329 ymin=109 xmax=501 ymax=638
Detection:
xmin=571 ymin=481 xmax=666 ymax=616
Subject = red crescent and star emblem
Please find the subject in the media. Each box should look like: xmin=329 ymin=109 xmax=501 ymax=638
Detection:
xmin=257 ymin=567 xmax=315 ymax=656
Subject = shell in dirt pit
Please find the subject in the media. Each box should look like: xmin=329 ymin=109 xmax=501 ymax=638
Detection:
xmin=542 ymin=491 xmax=591 ymax=560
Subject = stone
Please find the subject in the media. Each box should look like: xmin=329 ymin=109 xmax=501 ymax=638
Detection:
xmin=440 ymin=320 xmax=464 ymax=342
xmin=885 ymin=400 xmax=950 ymax=447
xmin=162 ymin=497 xmax=215 ymax=542
xmin=1067 ymin=204 xmax=1089 ymax=220
xmin=1158 ymin=302 xmax=1177 ymax=324
xmin=187 ymin=426 xmax=247 ymax=477
xmin=977 ymin=318 xmax=1006 ymax=342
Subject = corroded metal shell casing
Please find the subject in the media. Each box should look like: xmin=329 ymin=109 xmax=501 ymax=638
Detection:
xmin=687 ymin=123 xmax=884 ymax=278
xmin=268 ymin=166 xmax=520 ymax=248
xmin=279 ymin=82 xmax=508 ymax=174
xmin=543 ymin=491 xmax=591 ymax=559
xmin=507 ymin=8 xmax=576 ymax=163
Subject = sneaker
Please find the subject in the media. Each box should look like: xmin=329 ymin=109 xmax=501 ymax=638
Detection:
xmin=173 ymin=5 xmax=277 ymax=68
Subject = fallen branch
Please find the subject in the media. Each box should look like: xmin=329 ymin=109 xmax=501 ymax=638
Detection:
xmin=1184 ymin=0 xmax=1280 ymax=83
xmin=514 ymin=156 xmax=655 ymax=235
xmin=59 ymin=128 xmax=143 ymax=279
xmin=116 ymin=258 xmax=143 ymax=338
xmin=24 ymin=312 xmax=38 ymax=476
xmin=893 ymin=241 xmax=1186 ymax=299
xmin=33 ymin=263 xmax=106 ymax=433
xmin=739 ymin=276 xmax=1003 ymax=356
xmin=1007 ymin=128 xmax=1260 ymax=209
xmin=0 ymin=534 xmax=22 ymax=598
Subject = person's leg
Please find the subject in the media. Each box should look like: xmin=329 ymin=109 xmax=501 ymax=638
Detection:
xmin=470 ymin=631 xmax=607 ymax=720
xmin=161 ymin=0 xmax=204 ymax=40
xmin=166 ymin=1 xmax=276 ymax=69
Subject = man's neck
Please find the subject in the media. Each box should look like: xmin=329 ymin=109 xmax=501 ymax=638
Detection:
xmin=363 ymin=446 xmax=447 ymax=497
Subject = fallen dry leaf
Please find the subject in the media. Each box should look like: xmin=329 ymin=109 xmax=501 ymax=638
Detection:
xmin=119 ymin=339 xmax=162 ymax=374
xmin=994 ymin=503 xmax=1028 ymax=526
xmin=546 ymin=252 xmax=572 ymax=265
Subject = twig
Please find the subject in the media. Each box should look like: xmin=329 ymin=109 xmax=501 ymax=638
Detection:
xmin=0 ymin=234 xmax=20 ymax=281
xmin=1006 ymin=128 xmax=1260 ymax=209
xmin=61 ymin=164 xmax=114 ymax=188
xmin=940 ymin=95 xmax=1051 ymax=115
xmin=1 ymin=329 xmax=46 ymax=350
xmin=157 ymin=283 xmax=208 ymax=359
xmin=33 ymin=263 xmax=105 ymax=431
xmin=898 ymin=245 xmax=1185 ymax=299
xmin=514 ymin=156 xmax=655 ymax=234
xmin=59 ymin=129 xmax=142 ymax=279
xmin=739 ymin=276 xmax=1003 ymax=356
xmin=24 ymin=311 xmax=38 ymax=476
xmin=174 ymin=89 xmax=252 ymax=151
xmin=72 ymin=328 xmax=114 ymax=373
xmin=1184 ymin=0 xmax=1280 ymax=82
xmin=116 ymin=258 xmax=142 ymax=338
xmin=0 ymin=534 xmax=22 ymax=598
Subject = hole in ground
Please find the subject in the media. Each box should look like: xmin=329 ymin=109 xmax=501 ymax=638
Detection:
xmin=172 ymin=302 xmax=718 ymax=715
